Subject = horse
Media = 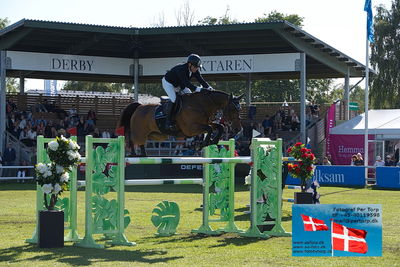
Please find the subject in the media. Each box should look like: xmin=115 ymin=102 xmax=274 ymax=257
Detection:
xmin=118 ymin=90 xmax=244 ymax=156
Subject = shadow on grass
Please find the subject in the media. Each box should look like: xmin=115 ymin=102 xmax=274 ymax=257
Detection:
xmin=0 ymin=183 xmax=36 ymax=191
xmin=320 ymin=188 xmax=362 ymax=196
xmin=0 ymin=244 xmax=183 ymax=265
xmin=145 ymin=233 xmax=265 ymax=248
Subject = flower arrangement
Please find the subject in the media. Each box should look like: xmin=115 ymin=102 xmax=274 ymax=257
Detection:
xmin=287 ymin=142 xmax=316 ymax=192
xmin=35 ymin=136 xmax=81 ymax=210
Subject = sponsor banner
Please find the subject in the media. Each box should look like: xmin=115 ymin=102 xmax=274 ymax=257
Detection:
xmin=285 ymin=166 xmax=365 ymax=187
xmin=160 ymin=164 xmax=202 ymax=178
xmin=329 ymin=134 xmax=375 ymax=165
xmin=292 ymin=204 xmax=382 ymax=257
xmin=6 ymin=51 xmax=300 ymax=76
xmin=376 ymin=167 xmax=400 ymax=189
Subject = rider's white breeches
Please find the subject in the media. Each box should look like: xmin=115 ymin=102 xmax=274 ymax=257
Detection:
xmin=162 ymin=77 xmax=192 ymax=103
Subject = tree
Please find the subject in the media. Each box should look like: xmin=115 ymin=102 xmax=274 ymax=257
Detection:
xmin=370 ymin=0 xmax=400 ymax=108
xmin=63 ymin=81 xmax=131 ymax=93
xmin=175 ymin=0 xmax=195 ymax=26
xmin=198 ymin=6 xmax=239 ymax=25
xmin=255 ymin=10 xmax=304 ymax=27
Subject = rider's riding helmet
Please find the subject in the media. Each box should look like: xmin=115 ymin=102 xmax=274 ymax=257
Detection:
xmin=187 ymin=54 xmax=202 ymax=68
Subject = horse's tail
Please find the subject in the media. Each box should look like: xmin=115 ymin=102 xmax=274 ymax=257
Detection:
xmin=118 ymin=102 xmax=141 ymax=135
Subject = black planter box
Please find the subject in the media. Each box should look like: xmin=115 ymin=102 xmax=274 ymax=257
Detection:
xmin=39 ymin=210 xmax=64 ymax=248
xmin=294 ymin=192 xmax=314 ymax=204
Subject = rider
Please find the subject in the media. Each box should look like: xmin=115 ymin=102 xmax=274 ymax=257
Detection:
xmin=162 ymin=54 xmax=213 ymax=130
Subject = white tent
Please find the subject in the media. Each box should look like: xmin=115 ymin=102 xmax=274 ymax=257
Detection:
xmin=330 ymin=109 xmax=400 ymax=138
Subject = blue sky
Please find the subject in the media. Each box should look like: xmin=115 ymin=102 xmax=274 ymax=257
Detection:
xmin=0 ymin=0 xmax=393 ymax=89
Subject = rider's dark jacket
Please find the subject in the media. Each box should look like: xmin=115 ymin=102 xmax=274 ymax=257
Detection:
xmin=164 ymin=63 xmax=209 ymax=91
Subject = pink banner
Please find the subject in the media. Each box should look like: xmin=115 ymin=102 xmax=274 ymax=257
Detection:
xmin=329 ymin=134 xmax=375 ymax=165
xmin=325 ymin=104 xmax=336 ymax=159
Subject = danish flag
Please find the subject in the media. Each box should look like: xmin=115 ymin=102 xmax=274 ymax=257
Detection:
xmin=332 ymin=222 xmax=368 ymax=254
xmin=301 ymin=214 xmax=329 ymax=231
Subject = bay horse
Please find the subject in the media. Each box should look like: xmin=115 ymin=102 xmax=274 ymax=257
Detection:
xmin=118 ymin=90 xmax=244 ymax=156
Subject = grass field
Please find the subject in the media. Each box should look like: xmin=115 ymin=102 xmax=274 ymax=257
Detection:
xmin=0 ymin=182 xmax=399 ymax=266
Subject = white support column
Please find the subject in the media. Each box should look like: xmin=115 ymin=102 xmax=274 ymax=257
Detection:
xmin=344 ymin=67 xmax=350 ymax=120
xmin=0 ymin=51 xmax=6 ymax=151
xmin=300 ymin=53 xmax=307 ymax=144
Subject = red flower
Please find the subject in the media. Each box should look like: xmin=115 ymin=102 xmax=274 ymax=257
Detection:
xmin=307 ymin=166 xmax=313 ymax=172
xmin=295 ymin=142 xmax=302 ymax=147
xmin=287 ymin=147 xmax=292 ymax=153
xmin=300 ymin=148 xmax=307 ymax=153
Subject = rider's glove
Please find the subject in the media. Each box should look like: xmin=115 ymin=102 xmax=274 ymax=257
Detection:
xmin=195 ymin=87 xmax=202 ymax=92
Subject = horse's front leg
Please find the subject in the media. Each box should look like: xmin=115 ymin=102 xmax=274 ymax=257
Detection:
xmin=210 ymin=123 xmax=224 ymax=145
xmin=201 ymin=125 xmax=213 ymax=148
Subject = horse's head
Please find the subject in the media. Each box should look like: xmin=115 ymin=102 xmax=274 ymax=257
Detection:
xmin=224 ymin=93 xmax=244 ymax=134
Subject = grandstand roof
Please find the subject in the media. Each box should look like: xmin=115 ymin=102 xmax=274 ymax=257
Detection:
xmin=0 ymin=19 xmax=373 ymax=83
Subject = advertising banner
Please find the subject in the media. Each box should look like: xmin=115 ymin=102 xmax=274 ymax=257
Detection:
xmin=376 ymin=167 xmax=400 ymax=189
xmin=329 ymin=134 xmax=374 ymax=165
xmin=285 ymin=166 xmax=365 ymax=187
xmin=292 ymin=204 xmax=382 ymax=257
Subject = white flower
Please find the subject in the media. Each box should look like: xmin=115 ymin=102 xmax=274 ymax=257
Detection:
xmin=69 ymin=140 xmax=80 ymax=150
xmin=60 ymin=135 xmax=68 ymax=142
xmin=56 ymin=165 xmax=64 ymax=174
xmin=36 ymin=163 xmax=48 ymax=174
xmin=43 ymin=170 xmax=52 ymax=178
xmin=53 ymin=183 xmax=62 ymax=194
xmin=48 ymin=140 xmax=59 ymax=151
xmin=67 ymin=150 xmax=75 ymax=160
xmin=42 ymin=183 xmax=53 ymax=194
xmin=74 ymin=151 xmax=81 ymax=160
xmin=60 ymin=172 xmax=69 ymax=182
xmin=244 ymin=174 xmax=251 ymax=185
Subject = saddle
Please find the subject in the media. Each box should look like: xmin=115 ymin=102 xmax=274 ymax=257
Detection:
xmin=154 ymin=96 xmax=183 ymax=135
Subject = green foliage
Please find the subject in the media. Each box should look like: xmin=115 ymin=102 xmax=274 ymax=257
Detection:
xmin=370 ymin=1 xmax=400 ymax=108
xmin=63 ymin=81 xmax=132 ymax=93
xmin=151 ymin=201 xmax=180 ymax=236
xmin=207 ymin=145 xmax=231 ymax=220
xmin=254 ymin=10 xmax=304 ymax=27
xmin=197 ymin=6 xmax=239 ymax=25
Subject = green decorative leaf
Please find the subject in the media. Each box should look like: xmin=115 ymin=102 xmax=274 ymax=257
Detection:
xmin=92 ymin=172 xmax=112 ymax=195
xmin=151 ymin=201 xmax=180 ymax=236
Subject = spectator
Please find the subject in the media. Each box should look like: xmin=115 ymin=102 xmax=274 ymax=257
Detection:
xmin=290 ymin=112 xmax=300 ymax=131
xmin=87 ymin=110 xmax=97 ymax=125
xmin=93 ymin=128 xmax=101 ymax=138
xmin=17 ymin=160 xmax=28 ymax=183
xmin=101 ymin=129 xmax=111 ymax=138
xmin=27 ymin=126 xmax=37 ymax=147
xmin=261 ymin=115 xmax=272 ymax=137
xmin=3 ymin=142 xmax=16 ymax=177
xmin=374 ymin=156 xmax=385 ymax=167
xmin=44 ymin=120 xmax=53 ymax=138
xmin=350 ymin=154 xmax=357 ymax=166
xmin=274 ymin=109 xmax=282 ymax=131
xmin=308 ymin=101 xmax=320 ymax=118
xmin=354 ymin=153 xmax=364 ymax=166
xmin=385 ymin=155 xmax=396 ymax=166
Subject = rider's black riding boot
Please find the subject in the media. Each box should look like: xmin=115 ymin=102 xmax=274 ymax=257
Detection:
xmin=165 ymin=101 xmax=175 ymax=130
